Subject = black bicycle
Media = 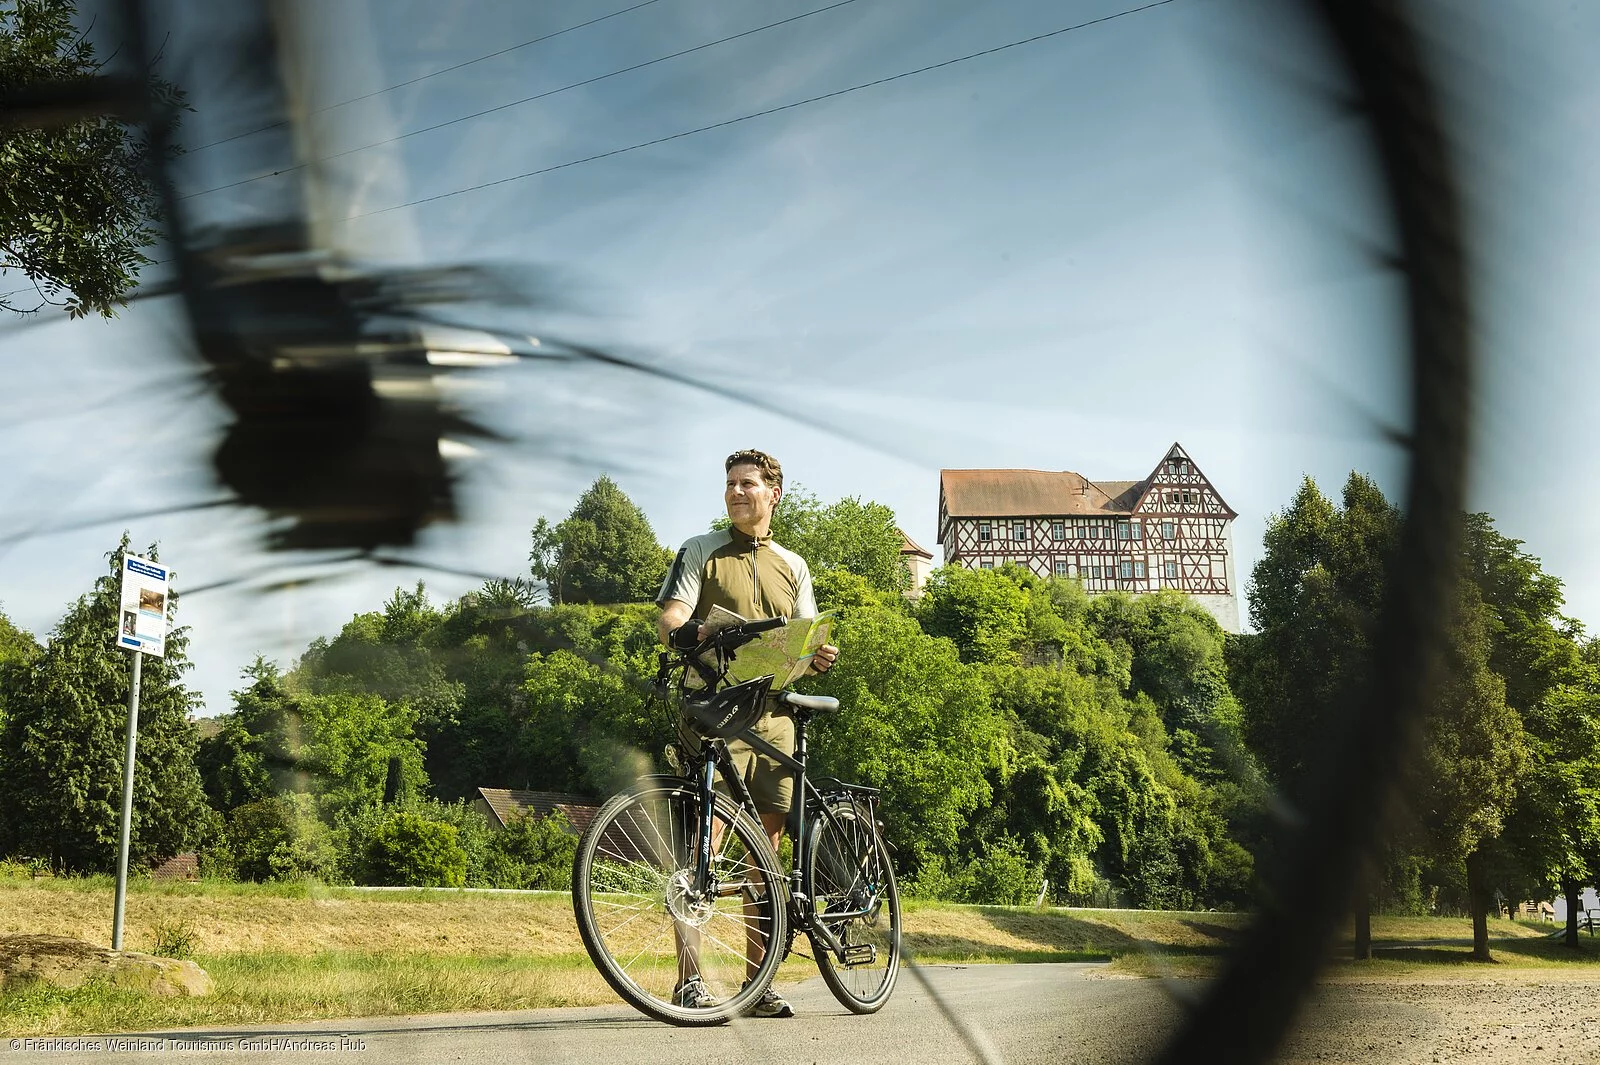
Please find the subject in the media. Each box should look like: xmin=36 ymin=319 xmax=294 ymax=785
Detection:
xmin=571 ymin=616 xmax=901 ymax=1026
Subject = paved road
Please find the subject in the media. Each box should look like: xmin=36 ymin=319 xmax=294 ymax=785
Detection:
xmin=7 ymin=964 xmax=1187 ymax=1065
xmin=17 ymin=964 xmax=1600 ymax=1064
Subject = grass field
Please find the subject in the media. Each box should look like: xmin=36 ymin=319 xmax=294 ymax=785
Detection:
xmin=2 ymin=875 xmax=1596 ymax=1036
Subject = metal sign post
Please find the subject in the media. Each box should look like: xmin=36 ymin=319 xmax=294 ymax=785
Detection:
xmin=112 ymin=650 xmax=141 ymax=951
xmin=112 ymin=553 xmax=170 ymax=952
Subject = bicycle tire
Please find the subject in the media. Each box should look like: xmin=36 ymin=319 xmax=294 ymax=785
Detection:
xmin=1153 ymin=2 xmax=1473 ymax=1061
xmin=572 ymin=780 xmax=789 ymax=1027
xmin=806 ymin=797 xmax=902 ymax=1013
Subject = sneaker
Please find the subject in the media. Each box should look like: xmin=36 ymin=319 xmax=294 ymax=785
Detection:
xmin=673 ymin=977 xmax=718 ymax=1010
xmin=743 ymin=982 xmax=795 ymax=1018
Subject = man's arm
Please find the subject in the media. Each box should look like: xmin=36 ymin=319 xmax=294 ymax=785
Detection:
xmin=659 ymin=598 xmax=694 ymax=647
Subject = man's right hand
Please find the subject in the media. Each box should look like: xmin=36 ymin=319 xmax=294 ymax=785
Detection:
xmin=670 ymin=620 xmax=704 ymax=649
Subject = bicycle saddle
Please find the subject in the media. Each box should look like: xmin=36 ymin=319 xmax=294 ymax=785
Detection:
xmin=778 ymin=691 xmax=839 ymax=715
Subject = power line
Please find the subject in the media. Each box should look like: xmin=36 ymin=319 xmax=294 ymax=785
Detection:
xmin=185 ymin=0 xmax=667 ymax=153
xmin=181 ymin=0 xmax=863 ymax=201
xmin=345 ymin=0 xmax=1180 ymax=223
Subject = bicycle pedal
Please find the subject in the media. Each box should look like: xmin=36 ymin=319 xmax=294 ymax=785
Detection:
xmin=840 ymin=944 xmax=877 ymax=967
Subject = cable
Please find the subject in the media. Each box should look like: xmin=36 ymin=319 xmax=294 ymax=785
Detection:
xmin=343 ymin=0 xmax=1180 ymax=222
xmin=185 ymin=0 xmax=667 ymax=153
xmin=180 ymin=0 xmax=864 ymax=201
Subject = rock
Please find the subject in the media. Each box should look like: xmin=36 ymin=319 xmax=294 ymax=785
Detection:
xmin=0 ymin=934 xmax=213 ymax=997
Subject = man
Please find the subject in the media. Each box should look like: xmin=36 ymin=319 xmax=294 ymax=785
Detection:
xmin=656 ymin=448 xmax=839 ymax=1017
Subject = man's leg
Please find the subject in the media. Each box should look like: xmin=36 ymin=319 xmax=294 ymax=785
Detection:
xmin=743 ymin=812 xmax=786 ymax=981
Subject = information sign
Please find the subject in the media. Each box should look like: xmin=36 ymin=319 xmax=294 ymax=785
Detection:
xmin=116 ymin=554 xmax=169 ymax=658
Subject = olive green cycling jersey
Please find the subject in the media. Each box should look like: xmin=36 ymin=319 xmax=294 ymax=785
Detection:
xmin=656 ymin=526 xmax=818 ymax=622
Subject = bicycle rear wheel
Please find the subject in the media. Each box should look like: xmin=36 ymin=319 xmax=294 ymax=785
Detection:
xmin=806 ymin=797 xmax=901 ymax=1013
xmin=572 ymin=781 xmax=788 ymax=1027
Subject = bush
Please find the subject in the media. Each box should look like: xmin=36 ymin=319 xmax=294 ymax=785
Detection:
xmin=150 ymin=918 xmax=200 ymax=959
xmin=961 ymin=835 xmax=1045 ymax=906
xmin=486 ymin=810 xmax=576 ymax=890
xmin=361 ymin=810 xmax=468 ymax=887
xmin=227 ymin=794 xmax=339 ymax=883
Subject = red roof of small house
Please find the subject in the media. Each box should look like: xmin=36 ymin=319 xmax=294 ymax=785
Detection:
xmin=899 ymin=529 xmax=933 ymax=559
xmin=151 ymin=852 xmax=199 ymax=881
xmin=475 ymin=788 xmax=600 ymax=834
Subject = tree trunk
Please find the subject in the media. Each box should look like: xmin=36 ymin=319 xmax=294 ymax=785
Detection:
xmin=1354 ymin=896 xmax=1372 ymax=960
xmin=1465 ymin=850 xmax=1492 ymax=961
xmin=1564 ymin=877 xmax=1581 ymax=949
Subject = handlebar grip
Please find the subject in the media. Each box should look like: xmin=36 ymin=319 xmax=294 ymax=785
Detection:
xmin=741 ymin=616 xmax=787 ymax=635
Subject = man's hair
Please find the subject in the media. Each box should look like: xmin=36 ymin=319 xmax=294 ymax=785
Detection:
xmin=725 ymin=449 xmax=783 ymax=491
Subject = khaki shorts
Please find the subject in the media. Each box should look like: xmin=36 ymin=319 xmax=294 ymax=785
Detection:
xmin=701 ymin=709 xmax=795 ymax=815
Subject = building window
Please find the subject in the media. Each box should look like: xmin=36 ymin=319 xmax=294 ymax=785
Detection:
xmin=1117 ymin=522 xmax=1131 ymax=540
xmin=1051 ymin=520 xmax=1065 ymax=541
xmin=978 ymin=521 xmax=991 ymax=542
xmin=1165 ymin=560 xmax=1178 ymax=579
xmin=1132 ymin=523 xmax=1143 ymax=541
xmin=1162 ymin=521 xmax=1175 ymax=540
xmin=1134 ymin=560 xmax=1146 ymax=578
xmin=1012 ymin=520 xmax=1027 ymax=542
xmin=1119 ymin=560 xmax=1133 ymax=579
xmin=1088 ymin=565 xmax=1099 ymax=579
xmin=980 ymin=560 xmax=994 ymax=569
xmin=1053 ymin=558 xmax=1069 ymax=576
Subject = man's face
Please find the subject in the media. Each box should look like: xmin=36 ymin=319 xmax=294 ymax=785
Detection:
xmin=725 ymin=463 xmax=780 ymax=534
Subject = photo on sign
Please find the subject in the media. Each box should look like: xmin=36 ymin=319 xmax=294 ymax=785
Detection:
xmin=138 ymin=588 xmax=165 ymax=615
xmin=121 ymin=611 xmax=137 ymax=637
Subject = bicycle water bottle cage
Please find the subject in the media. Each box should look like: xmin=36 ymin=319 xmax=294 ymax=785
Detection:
xmin=685 ymin=674 xmax=775 ymax=738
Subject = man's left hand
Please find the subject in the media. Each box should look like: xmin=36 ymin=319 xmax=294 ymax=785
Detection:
xmin=812 ymin=644 xmax=839 ymax=673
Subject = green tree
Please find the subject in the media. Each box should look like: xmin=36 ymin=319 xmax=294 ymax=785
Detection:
xmin=295 ymin=583 xmax=462 ymax=793
xmin=530 ymin=476 xmax=671 ymax=605
xmin=0 ymin=605 xmax=39 ymax=667
xmin=1410 ymin=585 xmax=1527 ymax=960
xmin=1 ymin=0 xmax=184 ymax=318
xmin=517 ymin=646 xmax=660 ymax=797
xmin=913 ymin=565 xmax=1032 ymax=665
xmin=199 ymin=657 xmax=427 ymax=826
xmin=806 ymin=604 xmax=1004 ymax=876
xmin=1503 ymin=681 xmax=1600 ymax=947
xmin=295 ymin=691 xmax=427 ymax=821
xmin=0 ymin=537 xmax=213 ymax=872
xmin=0 ymin=606 xmax=41 ymax=737
xmin=763 ymin=485 xmax=910 ymax=596
xmin=195 ymin=658 xmax=294 ymax=813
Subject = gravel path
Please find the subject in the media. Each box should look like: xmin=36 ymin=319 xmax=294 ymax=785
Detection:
xmin=1273 ymin=973 xmax=1600 ymax=1064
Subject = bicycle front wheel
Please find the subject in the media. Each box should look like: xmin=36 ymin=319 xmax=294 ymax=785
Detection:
xmin=807 ymin=797 xmax=901 ymax=1013
xmin=572 ymin=781 xmax=788 ymax=1026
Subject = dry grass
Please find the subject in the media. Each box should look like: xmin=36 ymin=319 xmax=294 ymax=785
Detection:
xmin=0 ymin=879 xmax=581 ymax=957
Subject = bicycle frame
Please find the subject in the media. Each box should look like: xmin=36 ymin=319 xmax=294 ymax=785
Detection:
xmin=685 ymin=711 xmax=876 ymax=962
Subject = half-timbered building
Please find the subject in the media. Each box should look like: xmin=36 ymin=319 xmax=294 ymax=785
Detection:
xmin=937 ymin=443 xmax=1240 ymax=632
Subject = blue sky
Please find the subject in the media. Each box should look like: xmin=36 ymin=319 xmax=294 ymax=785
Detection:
xmin=1 ymin=0 xmax=1597 ymax=714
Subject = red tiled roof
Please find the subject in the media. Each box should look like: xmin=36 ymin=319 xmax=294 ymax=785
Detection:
xmin=151 ymin=852 xmax=199 ymax=880
xmin=898 ymin=528 xmax=933 ymax=559
xmin=475 ymin=788 xmax=600 ymax=834
xmin=940 ymin=469 xmax=1132 ymax=518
